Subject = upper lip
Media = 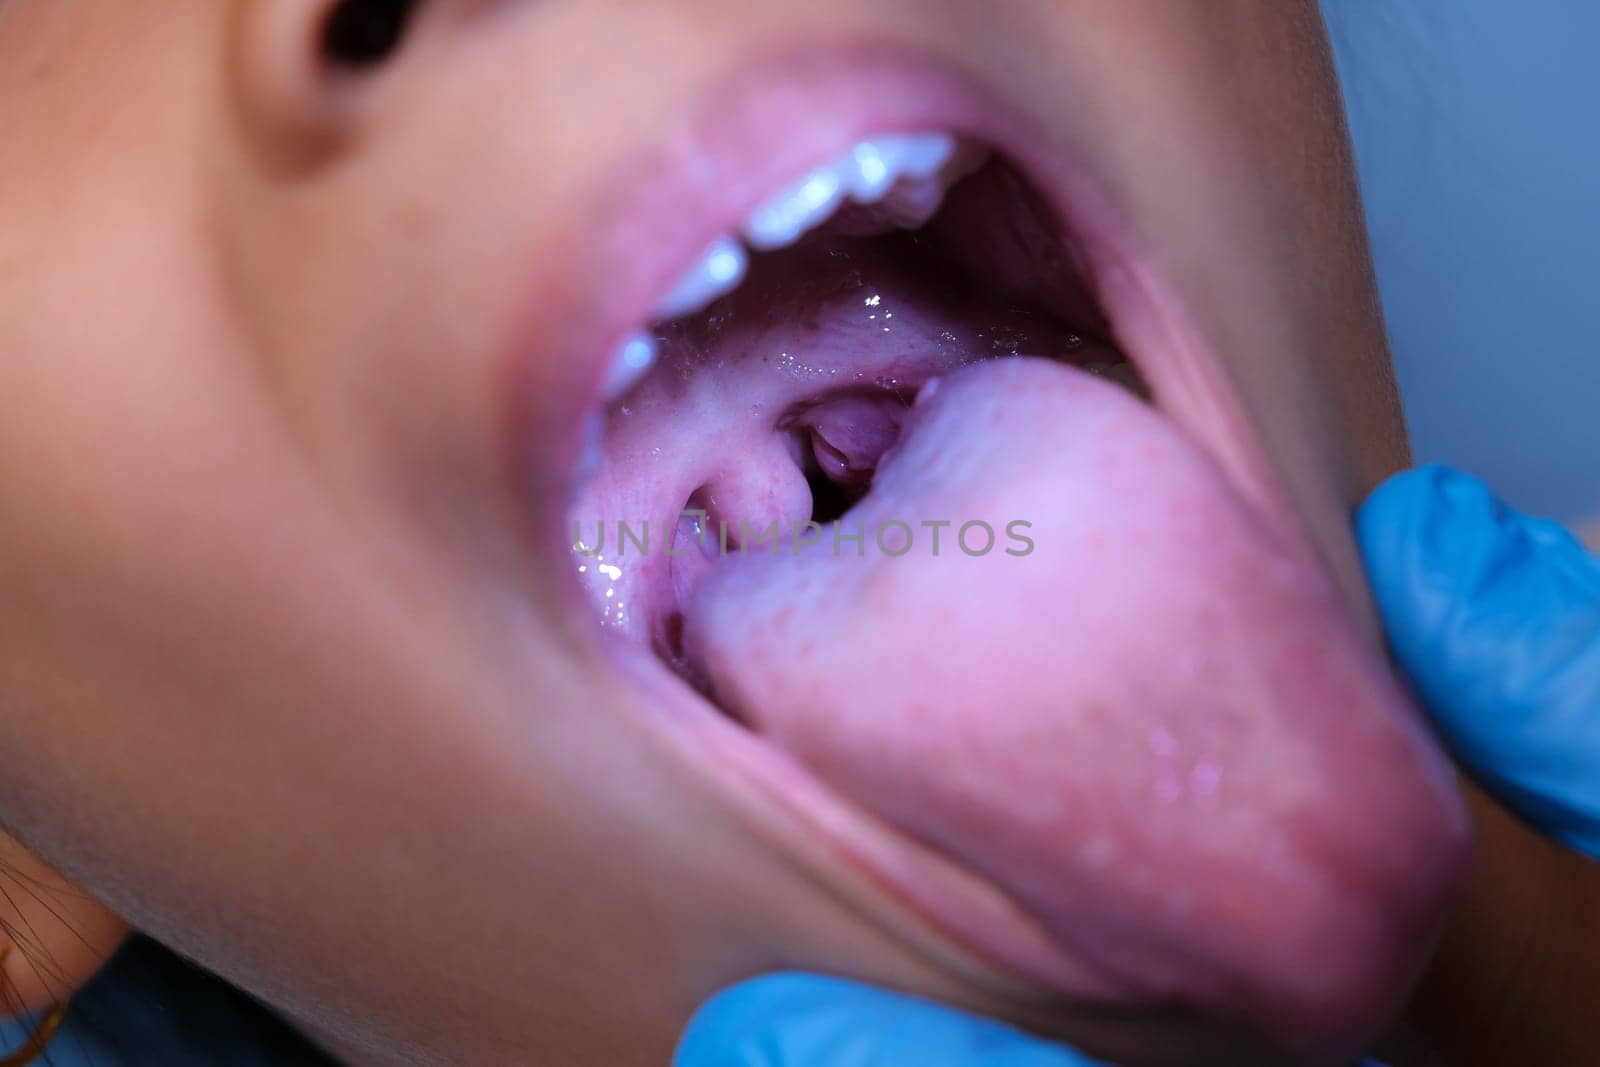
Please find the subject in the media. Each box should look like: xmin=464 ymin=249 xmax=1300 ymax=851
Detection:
xmin=517 ymin=38 xmax=1313 ymax=1027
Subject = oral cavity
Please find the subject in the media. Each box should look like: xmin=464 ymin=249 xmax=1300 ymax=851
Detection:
xmin=569 ymin=134 xmax=1468 ymax=1057
xmin=575 ymin=222 xmax=1118 ymax=648
xmin=601 ymin=132 xmax=991 ymax=401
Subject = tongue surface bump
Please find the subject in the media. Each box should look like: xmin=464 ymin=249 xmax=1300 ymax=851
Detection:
xmin=680 ymin=359 xmax=1468 ymax=1054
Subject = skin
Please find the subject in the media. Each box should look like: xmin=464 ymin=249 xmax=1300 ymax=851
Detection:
xmin=0 ymin=833 xmax=126 ymax=1018
xmin=0 ymin=0 xmax=1588 ymax=1062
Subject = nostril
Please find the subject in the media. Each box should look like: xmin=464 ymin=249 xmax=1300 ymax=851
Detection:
xmin=321 ymin=0 xmax=420 ymax=68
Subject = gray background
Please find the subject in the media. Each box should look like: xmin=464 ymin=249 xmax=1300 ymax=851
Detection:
xmin=1325 ymin=2 xmax=1599 ymax=524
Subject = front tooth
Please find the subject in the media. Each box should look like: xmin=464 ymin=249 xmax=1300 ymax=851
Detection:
xmin=878 ymin=178 xmax=948 ymax=230
xmin=604 ymin=332 xmax=657 ymax=400
xmin=743 ymin=165 xmax=847 ymax=251
xmin=882 ymin=133 xmax=956 ymax=181
xmin=845 ymin=134 xmax=983 ymax=212
xmin=656 ymin=236 xmax=749 ymax=321
xmin=846 ymin=140 xmax=898 ymax=203
xmin=741 ymin=134 xmax=984 ymax=253
xmin=871 ymin=135 xmax=988 ymax=230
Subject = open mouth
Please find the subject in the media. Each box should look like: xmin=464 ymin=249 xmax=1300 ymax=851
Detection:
xmin=577 ymin=135 xmax=1148 ymax=674
xmin=545 ymin=55 xmax=1468 ymax=1062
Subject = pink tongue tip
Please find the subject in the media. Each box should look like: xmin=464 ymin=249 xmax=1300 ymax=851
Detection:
xmin=684 ymin=358 xmax=1469 ymax=1055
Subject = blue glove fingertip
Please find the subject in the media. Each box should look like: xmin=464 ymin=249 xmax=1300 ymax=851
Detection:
xmin=675 ymin=974 xmax=1109 ymax=1067
xmin=1359 ymin=465 xmax=1600 ymax=856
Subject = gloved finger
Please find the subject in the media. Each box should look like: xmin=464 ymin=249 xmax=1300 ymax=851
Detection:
xmin=674 ymin=974 xmax=1109 ymax=1067
xmin=1358 ymin=465 xmax=1600 ymax=857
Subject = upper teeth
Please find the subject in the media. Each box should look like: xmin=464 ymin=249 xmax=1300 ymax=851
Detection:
xmin=654 ymin=235 xmax=750 ymax=322
xmin=604 ymin=332 xmax=659 ymax=399
xmin=742 ymin=132 xmax=976 ymax=251
xmin=603 ymin=131 xmax=988 ymax=402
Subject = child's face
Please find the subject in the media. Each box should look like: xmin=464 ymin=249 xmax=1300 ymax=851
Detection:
xmin=0 ymin=2 xmax=1466 ymax=1064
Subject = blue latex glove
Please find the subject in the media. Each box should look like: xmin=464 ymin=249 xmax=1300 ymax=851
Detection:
xmin=679 ymin=463 xmax=1600 ymax=1067
xmin=675 ymin=973 xmax=1108 ymax=1066
xmin=1359 ymin=464 xmax=1600 ymax=858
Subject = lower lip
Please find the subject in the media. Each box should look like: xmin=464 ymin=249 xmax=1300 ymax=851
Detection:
xmin=521 ymin=42 xmax=1292 ymax=1007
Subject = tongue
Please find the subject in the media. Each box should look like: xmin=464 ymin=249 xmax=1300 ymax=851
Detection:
xmin=678 ymin=358 xmax=1466 ymax=1054
xmin=575 ymin=234 xmax=1466 ymax=1055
